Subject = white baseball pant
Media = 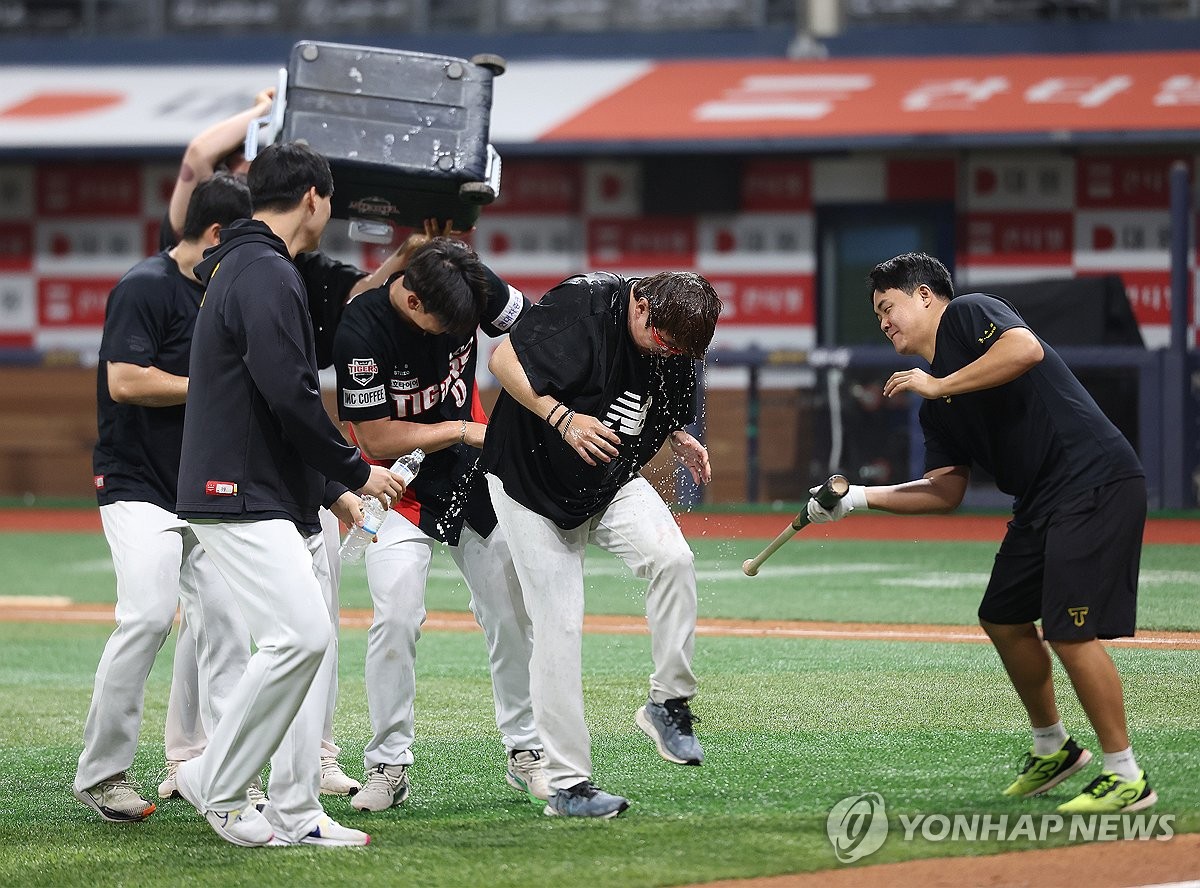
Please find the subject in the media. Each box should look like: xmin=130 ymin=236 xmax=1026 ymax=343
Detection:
xmin=163 ymin=507 xmax=347 ymax=764
xmin=186 ymin=519 xmax=334 ymax=843
xmin=362 ymin=510 xmax=540 ymax=770
xmin=164 ymin=609 xmax=206 ymax=762
xmin=75 ymin=501 xmax=249 ymax=792
xmin=317 ymin=507 xmax=346 ymax=760
xmin=485 ymin=473 xmax=698 ymax=793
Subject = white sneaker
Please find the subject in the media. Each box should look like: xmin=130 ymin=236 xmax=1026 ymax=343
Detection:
xmin=506 ymin=749 xmax=551 ymax=801
xmin=320 ymin=755 xmax=362 ymax=796
xmin=73 ymin=773 xmax=156 ymax=822
xmin=158 ymin=761 xmax=182 ymax=800
xmin=269 ymin=815 xmax=370 ymax=847
xmin=351 ymin=764 xmax=410 ymax=812
xmin=247 ymin=781 xmax=268 ymax=812
xmin=175 ymin=759 xmax=274 ymax=847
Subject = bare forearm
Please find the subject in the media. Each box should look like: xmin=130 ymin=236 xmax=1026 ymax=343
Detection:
xmin=167 ymin=95 xmax=273 ymax=236
xmin=107 ymin=363 xmax=188 ymax=407
xmin=864 ymin=469 xmax=968 ymax=514
xmin=353 ymin=419 xmax=483 ymax=460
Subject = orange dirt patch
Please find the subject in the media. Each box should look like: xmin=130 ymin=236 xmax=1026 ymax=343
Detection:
xmin=694 ymin=832 xmax=1200 ymax=888
xmin=2 ymin=604 xmax=1198 ymax=651
xmin=676 ymin=512 xmax=1200 ymax=545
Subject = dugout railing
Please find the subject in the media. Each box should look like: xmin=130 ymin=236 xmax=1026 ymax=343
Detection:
xmin=700 ymin=344 xmax=1176 ymax=511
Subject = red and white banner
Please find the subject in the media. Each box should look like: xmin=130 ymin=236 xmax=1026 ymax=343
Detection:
xmin=1 ymin=52 xmax=1198 ymax=150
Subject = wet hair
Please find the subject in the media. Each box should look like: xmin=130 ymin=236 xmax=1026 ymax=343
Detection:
xmin=180 ymin=172 xmax=251 ymax=241
xmin=867 ymin=252 xmax=955 ymax=303
xmin=402 ymin=238 xmax=490 ymax=337
xmin=637 ymin=271 xmax=722 ymax=359
xmin=247 ymin=141 xmax=333 ymax=213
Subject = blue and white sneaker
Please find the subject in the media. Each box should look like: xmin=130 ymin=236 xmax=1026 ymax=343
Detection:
xmin=175 ymin=760 xmax=273 ymax=847
xmin=268 ymin=815 xmax=370 ymax=847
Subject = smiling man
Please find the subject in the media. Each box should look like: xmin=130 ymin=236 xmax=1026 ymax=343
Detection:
xmin=806 ymin=251 xmax=1154 ymax=815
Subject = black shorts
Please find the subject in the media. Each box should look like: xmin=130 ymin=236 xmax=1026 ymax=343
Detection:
xmin=977 ymin=476 xmax=1145 ymax=641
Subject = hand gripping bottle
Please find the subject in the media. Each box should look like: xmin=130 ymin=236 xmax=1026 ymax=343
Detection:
xmin=340 ymin=449 xmax=425 ymax=562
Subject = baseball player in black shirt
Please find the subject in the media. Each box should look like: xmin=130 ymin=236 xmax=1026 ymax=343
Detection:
xmin=332 ymin=236 xmax=547 ymax=810
xmin=174 ymin=143 xmax=405 ymax=848
xmin=73 ymin=175 xmax=253 ymax=824
xmin=808 ymin=251 xmax=1155 ymax=814
xmin=482 ymin=270 xmax=722 ymax=817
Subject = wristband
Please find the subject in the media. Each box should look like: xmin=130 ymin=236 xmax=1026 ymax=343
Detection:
xmin=552 ymin=407 xmax=572 ymax=432
xmin=561 ymin=410 xmax=576 ymax=438
xmin=459 ymin=419 xmax=467 ymax=445
xmin=845 ymin=485 xmax=869 ymax=511
xmin=546 ymin=402 xmax=565 ymax=425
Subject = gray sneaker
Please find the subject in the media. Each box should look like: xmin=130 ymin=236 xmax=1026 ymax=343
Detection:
xmin=351 ymin=764 xmax=410 ymax=812
xmin=73 ymin=773 xmax=156 ymax=822
xmin=636 ymin=697 xmax=703 ymax=765
xmin=544 ymin=780 xmax=629 ymax=819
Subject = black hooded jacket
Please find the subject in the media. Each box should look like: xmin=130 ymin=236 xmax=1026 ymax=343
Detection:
xmin=176 ymin=219 xmax=370 ymax=533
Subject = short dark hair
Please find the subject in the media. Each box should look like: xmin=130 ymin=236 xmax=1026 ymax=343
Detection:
xmin=867 ymin=252 xmax=955 ymax=302
xmin=637 ymin=271 xmax=722 ymax=359
xmin=403 ymin=238 xmax=490 ymax=337
xmin=181 ymin=172 xmax=251 ymax=241
xmin=247 ymin=141 xmax=333 ymax=214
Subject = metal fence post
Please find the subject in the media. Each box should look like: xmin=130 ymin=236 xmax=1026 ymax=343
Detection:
xmin=1164 ymin=161 xmax=1193 ymax=508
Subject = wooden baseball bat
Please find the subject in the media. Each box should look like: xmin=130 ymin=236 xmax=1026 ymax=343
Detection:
xmin=741 ymin=474 xmax=850 ymax=577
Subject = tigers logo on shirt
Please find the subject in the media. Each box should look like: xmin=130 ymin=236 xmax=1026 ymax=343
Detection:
xmin=348 ymin=358 xmax=378 ymax=386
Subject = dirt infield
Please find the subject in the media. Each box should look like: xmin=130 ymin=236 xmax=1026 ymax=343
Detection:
xmin=4 ymin=602 xmax=1200 ymax=652
xmin=4 ymin=508 xmax=1199 ymax=543
xmin=696 ymin=833 xmax=1200 ymax=888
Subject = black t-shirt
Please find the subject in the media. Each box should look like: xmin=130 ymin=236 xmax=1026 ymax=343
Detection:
xmin=332 ymin=267 xmax=527 ymax=544
xmin=161 ymin=210 xmax=362 ymax=370
xmin=480 ymin=272 xmax=697 ymax=530
xmin=94 ymin=251 xmax=201 ymax=511
xmin=921 ymin=292 xmax=1143 ymax=522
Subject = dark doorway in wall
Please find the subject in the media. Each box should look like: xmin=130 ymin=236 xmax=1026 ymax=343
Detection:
xmin=816 ymin=202 xmax=956 ymax=346
xmin=808 ymin=202 xmax=957 ymax=487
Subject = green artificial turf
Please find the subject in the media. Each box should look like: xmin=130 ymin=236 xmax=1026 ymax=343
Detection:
xmin=0 ymin=623 xmax=1197 ymax=887
xmin=0 ymin=526 xmax=1196 ymax=886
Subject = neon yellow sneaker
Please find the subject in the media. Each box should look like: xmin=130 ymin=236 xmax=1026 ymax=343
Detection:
xmin=1002 ymin=737 xmax=1092 ymax=798
xmin=1057 ymin=770 xmax=1157 ymax=813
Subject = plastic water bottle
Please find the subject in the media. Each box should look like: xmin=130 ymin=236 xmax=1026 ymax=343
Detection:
xmin=339 ymin=449 xmax=425 ymax=563
xmin=392 ymin=448 xmax=425 ymax=485
xmin=339 ymin=494 xmax=387 ymax=563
